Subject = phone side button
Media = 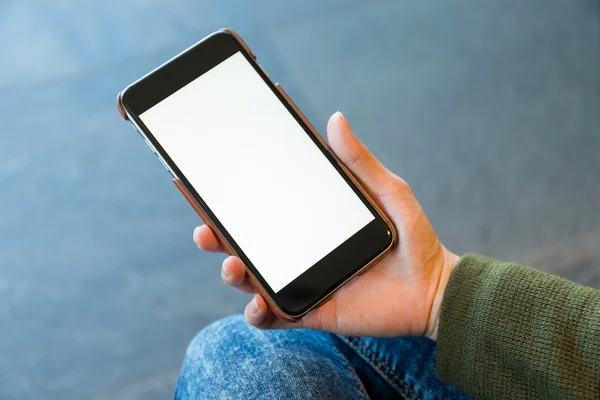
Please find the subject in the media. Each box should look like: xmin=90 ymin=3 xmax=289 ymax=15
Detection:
xmin=160 ymin=160 xmax=175 ymax=178
xmin=143 ymin=138 xmax=157 ymax=154
xmin=131 ymin=123 xmax=144 ymax=139
xmin=157 ymin=155 xmax=170 ymax=172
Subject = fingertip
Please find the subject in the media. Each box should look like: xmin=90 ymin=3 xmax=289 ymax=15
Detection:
xmin=193 ymin=226 xmax=202 ymax=244
xmin=245 ymin=295 xmax=267 ymax=327
xmin=222 ymin=256 xmax=246 ymax=285
xmin=327 ymin=111 xmax=360 ymax=164
xmin=332 ymin=110 xmax=344 ymax=121
xmin=195 ymin=225 xmax=223 ymax=252
xmin=327 ymin=111 xmax=347 ymax=134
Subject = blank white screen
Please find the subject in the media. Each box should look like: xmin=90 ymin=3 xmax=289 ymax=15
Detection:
xmin=140 ymin=52 xmax=374 ymax=292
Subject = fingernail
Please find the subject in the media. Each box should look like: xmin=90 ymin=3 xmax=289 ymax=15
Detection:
xmin=248 ymin=297 xmax=260 ymax=315
xmin=222 ymin=264 xmax=230 ymax=280
xmin=193 ymin=226 xmax=201 ymax=243
xmin=336 ymin=111 xmax=344 ymax=120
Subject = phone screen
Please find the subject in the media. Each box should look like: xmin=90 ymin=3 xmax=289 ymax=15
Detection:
xmin=139 ymin=52 xmax=374 ymax=293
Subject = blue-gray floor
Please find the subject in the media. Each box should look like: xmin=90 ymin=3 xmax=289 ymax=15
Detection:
xmin=1 ymin=1 xmax=599 ymax=399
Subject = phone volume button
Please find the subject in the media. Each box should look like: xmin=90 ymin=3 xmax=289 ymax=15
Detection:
xmin=131 ymin=123 xmax=151 ymax=145
xmin=131 ymin=123 xmax=142 ymax=136
xmin=144 ymin=138 xmax=157 ymax=154
xmin=157 ymin=155 xmax=170 ymax=172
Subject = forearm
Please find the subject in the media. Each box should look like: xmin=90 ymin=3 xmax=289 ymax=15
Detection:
xmin=435 ymin=254 xmax=600 ymax=399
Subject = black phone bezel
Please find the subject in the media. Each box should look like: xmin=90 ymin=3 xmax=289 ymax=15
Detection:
xmin=120 ymin=31 xmax=394 ymax=317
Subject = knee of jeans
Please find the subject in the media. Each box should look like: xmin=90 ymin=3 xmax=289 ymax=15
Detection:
xmin=179 ymin=314 xmax=320 ymax=381
xmin=182 ymin=315 xmax=248 ymax=369
xmin=176 ymin=315 xmax=250 ymax=398
xmin=175 ymin=316 xmax=357 ymax=399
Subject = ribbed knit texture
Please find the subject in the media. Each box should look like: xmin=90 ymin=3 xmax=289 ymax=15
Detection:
xmin=436 ymin=254 xmax=600 ymax=399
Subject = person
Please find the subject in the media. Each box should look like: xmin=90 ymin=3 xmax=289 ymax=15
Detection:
xmin=174 ymin=112 xmax=600 ymax=400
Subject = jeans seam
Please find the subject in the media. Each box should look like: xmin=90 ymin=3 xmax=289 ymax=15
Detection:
xmin=341 ymin=336 xmax=421 ymax=400
xmin=331 ymin=344 xmax=370 ymax=400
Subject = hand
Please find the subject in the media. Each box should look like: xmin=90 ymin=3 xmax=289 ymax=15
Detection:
xmin=193 ymin=112 xmax=459 ymax=340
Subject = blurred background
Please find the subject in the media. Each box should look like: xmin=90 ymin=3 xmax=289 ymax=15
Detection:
xmin=1 ymin=0 xmax=599 ymax=398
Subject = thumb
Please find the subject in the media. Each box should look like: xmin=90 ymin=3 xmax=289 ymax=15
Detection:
xmin=327 ymin=112 xmax=405 ymax=198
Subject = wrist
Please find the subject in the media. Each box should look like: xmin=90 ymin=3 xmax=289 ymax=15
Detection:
xmin=425 ymin=249 xmax=459 ymax=341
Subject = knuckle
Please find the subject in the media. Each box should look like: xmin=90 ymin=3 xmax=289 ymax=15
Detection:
xmin=389 ymin=174 xmax=412 ymax=194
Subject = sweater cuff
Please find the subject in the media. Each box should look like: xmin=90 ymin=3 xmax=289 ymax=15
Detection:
xmin=435 ymin=254 xmax=492 ymax=388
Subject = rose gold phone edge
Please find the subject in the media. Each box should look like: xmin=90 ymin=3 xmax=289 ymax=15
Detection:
xmin=116 ymin=28 xmax=398 ymax=322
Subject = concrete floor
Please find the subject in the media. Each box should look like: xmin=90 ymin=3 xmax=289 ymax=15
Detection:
xmin=1 ymin=1 xmax=599 ymax=398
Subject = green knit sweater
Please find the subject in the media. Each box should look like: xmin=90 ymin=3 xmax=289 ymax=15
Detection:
xmin=436 ymin=254 xmax=600 ymax=399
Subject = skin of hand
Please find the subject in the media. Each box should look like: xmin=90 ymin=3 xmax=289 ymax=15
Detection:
xmin=193 ymin=112 xmax=459 ymax=341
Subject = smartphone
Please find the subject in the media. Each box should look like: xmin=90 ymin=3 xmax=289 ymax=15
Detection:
xmin=117 ymin=29 xmax=397 ymax=321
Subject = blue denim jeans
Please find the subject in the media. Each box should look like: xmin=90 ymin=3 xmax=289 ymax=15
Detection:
xmin=175 ymin=315 xmax=472 ymax=399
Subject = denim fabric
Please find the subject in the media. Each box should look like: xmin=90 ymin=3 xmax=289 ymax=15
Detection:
xmin=175 ymin=315 xmax=472 ymax=399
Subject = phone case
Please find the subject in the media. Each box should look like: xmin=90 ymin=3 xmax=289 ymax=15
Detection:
xmin=117 ymin=28 xmax=398 ymax=322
